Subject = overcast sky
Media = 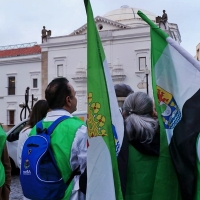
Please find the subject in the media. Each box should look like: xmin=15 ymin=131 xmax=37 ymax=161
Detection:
xmin=0 ymin=0 xmax=199 ymax=56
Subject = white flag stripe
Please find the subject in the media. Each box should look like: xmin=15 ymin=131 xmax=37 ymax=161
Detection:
xmin=155 ymin=44 xmax=200 ymax=113
xmin=155 ymin=40 xmax=200 ymax=143
xmin=167 ymin=37 xmax=200 ymax=71
xmin=86 ymin=137 xmax=116 ymax=200
xmin=103 ymin=59 xmax=124 ymax=150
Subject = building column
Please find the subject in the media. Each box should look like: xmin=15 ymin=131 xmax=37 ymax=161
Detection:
xmin=41 ymin=51 xmax=48 ymax=99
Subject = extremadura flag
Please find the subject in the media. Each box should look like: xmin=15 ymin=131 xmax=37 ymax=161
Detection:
xmin=84 ymin=0 xmax=124 ymax=199
xmin=138 ymin=10 xmax=200 ymax=200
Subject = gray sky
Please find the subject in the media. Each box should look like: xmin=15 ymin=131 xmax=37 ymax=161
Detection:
xmin=0 ymin=0 xmax=199 ymax=56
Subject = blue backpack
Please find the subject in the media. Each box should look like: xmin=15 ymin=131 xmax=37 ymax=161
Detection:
xmin=20 ymin=115 xmax=80 ymax=200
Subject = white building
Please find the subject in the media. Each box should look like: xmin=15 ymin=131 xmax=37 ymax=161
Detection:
xmin=0 ymin=43 xmax=41 ymax=128
xmin=0 ymin=6 xmax=181 ymax=127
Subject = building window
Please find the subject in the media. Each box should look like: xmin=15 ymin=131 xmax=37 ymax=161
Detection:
xmin=8 ymin=77 xmax=15 ymax=95
xmin=139 ymin=57 xmax=146 ymax=71
xmin=98 ymin=24 xmax=103 ymax=30
xmin=57 ymin=64 xmax=63 ymax=77
xmin=8 ymin=110 xmax=15 ymax=125
xmin=33 ymin=78 xmax=38 ymax=88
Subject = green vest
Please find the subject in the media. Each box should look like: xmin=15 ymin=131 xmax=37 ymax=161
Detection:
xmin=0 ymin=126 xmax=6 ymax=187
xmin=125 ymin=144 xmax=158 ymax=200
xmin=195 ymin=134 xmax=200 ymax=200
xmin=30 ymin=117 xmax=85 ymax=200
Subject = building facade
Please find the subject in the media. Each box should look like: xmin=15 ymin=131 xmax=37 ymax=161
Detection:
xmin=40 ymin=6 xmax=181 ymax=111
xmin=0 ymin=43 xmax=41 ymax=128
xmin=0 ymin=6 xmax=181 ymax=126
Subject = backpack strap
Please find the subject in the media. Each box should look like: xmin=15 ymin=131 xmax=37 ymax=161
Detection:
xmin=36 ymin=115 xmax=70 ymax=135
xmin=66 ymin=165 xmax=81 ymax=185
xmin=47 ymin=115 xmax=70 ymax=135
xmin=47 ymin=116 xmax=81 ymax=185
xmin=36 ymin=120 xmax=45 ymax=134
xmin=36 ymin=115 xmax=80 ymax=186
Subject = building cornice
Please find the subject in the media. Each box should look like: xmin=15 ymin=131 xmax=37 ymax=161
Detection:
xmin=41 ymin=30 xmax=150 ymax=50
xmin=72 ymin=77 xmax=87 ymax=83
xmin=0 ymin=54 xmax=41 ymax=66
xmin=70 ymin=16 xmax=130 ymax=36
xmin=111 ymin=74 xmax=126 ymax=81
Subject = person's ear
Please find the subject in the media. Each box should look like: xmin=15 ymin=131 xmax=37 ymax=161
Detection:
xmin=65 ymin=96 xmax=71 ymax=106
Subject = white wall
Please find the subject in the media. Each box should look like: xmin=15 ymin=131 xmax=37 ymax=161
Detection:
xmin=41 ymin=26 xmax=153 ymax=112
xmin=0 ymin=55 xmax=41 ymax=126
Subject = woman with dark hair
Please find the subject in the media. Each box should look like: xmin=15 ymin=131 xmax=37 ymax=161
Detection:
xmin=123 ymin=92 xmax=160 ymax=200
xmin=17 ymin=100 xmax=49 ymax=168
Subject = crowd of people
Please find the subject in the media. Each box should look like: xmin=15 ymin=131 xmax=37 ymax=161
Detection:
xmin=0 ymin=79 xmax=161 ymax=200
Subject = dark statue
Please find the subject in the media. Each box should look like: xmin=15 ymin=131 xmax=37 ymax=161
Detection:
xmin=41 ymin=26 xmax=52 ymax=43
xmin=42 ymin=26 xmax=48 ymax=43
xmin=159 ymin=10 xmax=168 ymax=29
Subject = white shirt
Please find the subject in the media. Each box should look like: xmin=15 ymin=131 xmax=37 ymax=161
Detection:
xmin=17 ymin=127 xmax=32 ymax=200
xmin=17 ymin=127 xmax=31 ymax=169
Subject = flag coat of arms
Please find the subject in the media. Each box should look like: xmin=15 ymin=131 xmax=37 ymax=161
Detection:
xmin=138 ymin=11 xmax=200 ymax=200
xmin=84 ymin=0 xmax=124 ymax=199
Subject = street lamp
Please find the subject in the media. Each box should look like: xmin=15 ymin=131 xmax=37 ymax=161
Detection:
xmin=144 ymin=66 xmax=150 ymax=95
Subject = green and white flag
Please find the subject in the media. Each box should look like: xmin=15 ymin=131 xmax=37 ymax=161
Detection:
xmin=84 ymin=0 xmax=124 ymax=199
xmin=138 ymin=11 xmax=200 ymax=200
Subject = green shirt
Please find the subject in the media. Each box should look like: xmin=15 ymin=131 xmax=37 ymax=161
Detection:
xmin=0 ymin=126 xmax=6 ymax=187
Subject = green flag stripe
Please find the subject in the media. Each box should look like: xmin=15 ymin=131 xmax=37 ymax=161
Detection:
xmin=137 ymin=10 xmax=169 ymax=149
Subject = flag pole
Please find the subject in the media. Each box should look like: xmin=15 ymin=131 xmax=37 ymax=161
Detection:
xmin=144 ymin=65 xmax=150 ymax=94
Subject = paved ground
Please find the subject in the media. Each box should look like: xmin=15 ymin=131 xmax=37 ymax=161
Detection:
xmin=10 ymin=175 xmax=23 ymax=200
